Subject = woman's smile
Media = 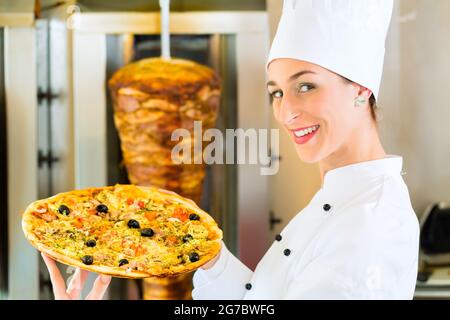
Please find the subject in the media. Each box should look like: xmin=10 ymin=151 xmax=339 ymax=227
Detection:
xmin=290 ymin=125 xmax=320 ymax=145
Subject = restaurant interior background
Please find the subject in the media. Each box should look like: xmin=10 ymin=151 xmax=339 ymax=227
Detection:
xmin=1 ymin=0 xmax=450 ymax=300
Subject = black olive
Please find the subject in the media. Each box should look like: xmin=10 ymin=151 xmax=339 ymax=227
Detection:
xmin=85 ymin=239 xmax=96 ymax=247
xmin=189 ymin=252 xmax=200 ymax=262
xmin=140 ymin=228 xmax=154 ymax=237
xmin=118 ymin=259 xmax=129 ymax=267
xmin=189 ymin=213 xmax=200 ymax=221
xmin=96 ymin=204 xmax=108 ymax=213
xmin=182 ymin=234 xmax=193 ymax=243
xmin=81 ymin=255 xmax=93 ymax=265
xmin=58 ymin=205 xmax=70 ymax=216
xmin=127 ymin=219 xmax=140 ymax=229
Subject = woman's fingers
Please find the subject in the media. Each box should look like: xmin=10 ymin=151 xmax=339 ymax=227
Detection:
xmin=41 ymin=253 xmax=69 ymax=300
xmin=66 ymin=268 xmax=89 ymax=299
xmin=85 ymin=275 xmax=112 ymax=300
xmin=42 ymin=253 xmax=112 ymax=300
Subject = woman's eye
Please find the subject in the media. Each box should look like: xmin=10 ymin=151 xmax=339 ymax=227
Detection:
xmin=270 ymin=90 xmax=283 ymax=99
xmin=296 ymin=84 xmax=314 ymax=93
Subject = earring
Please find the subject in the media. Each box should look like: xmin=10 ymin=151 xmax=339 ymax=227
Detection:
xmin=354 ymin=96 xmax=366 ymax=107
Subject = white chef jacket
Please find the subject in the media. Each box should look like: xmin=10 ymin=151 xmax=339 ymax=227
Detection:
xmin=192 ymin=155 xmax=420 ymax=300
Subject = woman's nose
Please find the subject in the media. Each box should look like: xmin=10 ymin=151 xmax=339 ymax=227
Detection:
xmin=279 ymin=97 xmax=301 ymax=127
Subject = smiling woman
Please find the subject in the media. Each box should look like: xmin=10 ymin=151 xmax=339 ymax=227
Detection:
xmin=192 ymin=0 xmax=420 ymax=300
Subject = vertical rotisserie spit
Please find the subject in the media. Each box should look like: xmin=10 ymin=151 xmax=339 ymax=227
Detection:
xmin=108 ymin=57 xmax=221 ymax=299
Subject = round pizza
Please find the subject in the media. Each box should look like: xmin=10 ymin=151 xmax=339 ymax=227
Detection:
xmin=22 ymin=184 xmax=222 ymax=278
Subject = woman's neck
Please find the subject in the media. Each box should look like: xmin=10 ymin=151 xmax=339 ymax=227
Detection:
xmin=319 ymin=123 xmax=386 ymax=185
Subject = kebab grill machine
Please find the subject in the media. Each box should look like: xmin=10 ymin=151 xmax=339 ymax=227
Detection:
xmin=108 ymin=1 xmax=222 ymax=299
xmin=6 ymin=0 xmax=271 ymax=299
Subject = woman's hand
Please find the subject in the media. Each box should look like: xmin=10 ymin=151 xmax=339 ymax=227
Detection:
xmin=41 ymin=253 xmax=111 ymax=300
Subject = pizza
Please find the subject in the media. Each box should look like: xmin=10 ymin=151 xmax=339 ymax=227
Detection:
xmin=22 ymin=184 xmax=222 ymax=278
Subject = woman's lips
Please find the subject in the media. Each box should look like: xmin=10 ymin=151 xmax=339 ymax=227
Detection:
xmin=291 ymin=125 xmax=320 ymax=145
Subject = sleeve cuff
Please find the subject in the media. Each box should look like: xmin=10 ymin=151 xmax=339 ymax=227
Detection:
xmin=192 ymin=241 xmax=253 ymax=300
xmin=193 ymin=240 xmax=230 ymax=287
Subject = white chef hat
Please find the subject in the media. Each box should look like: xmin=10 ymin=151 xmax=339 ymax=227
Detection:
xmin=267 ymin=0 xmax=394 ymax=100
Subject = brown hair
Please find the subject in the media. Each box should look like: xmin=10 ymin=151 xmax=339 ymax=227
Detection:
xmin=368 ymin=94 xmax=377 ymax=122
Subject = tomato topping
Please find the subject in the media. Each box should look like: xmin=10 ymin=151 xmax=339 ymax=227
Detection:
xmin=166 ymin=236 xmax=178 ymax=245
xmin=126 ymin=198 xmax=134 ymax=205
xmin=73 ymin=217 xmax=84 ymax=229
xmin=137 ymin=200 xmax=145 ymax=208
xmin=145 ymin=211 xmax=157 ymax=221
xmin=173 ymin=207 xmax=188 ymax=221
xmin=131 ymin=243 xmax=144 ymax=255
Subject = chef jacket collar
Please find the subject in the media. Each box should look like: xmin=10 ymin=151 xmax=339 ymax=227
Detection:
xmin=316 ymin=155 xmax=403 ymax=204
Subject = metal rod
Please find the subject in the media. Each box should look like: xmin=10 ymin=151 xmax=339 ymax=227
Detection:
xmin=159 ymin=0 xmax=171 ymax=59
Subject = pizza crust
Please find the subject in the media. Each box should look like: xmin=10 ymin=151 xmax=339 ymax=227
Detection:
xmin=22 ymin=185 xmax=222 ymax=279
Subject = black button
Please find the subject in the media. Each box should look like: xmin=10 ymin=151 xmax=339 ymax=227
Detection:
xmin=323 ymin=204 xmax=332 ymax=211
xmin=284 ymin=249 xmax=291 ymax=256
xmin=245 ymin=283 xmax=252 ymax=290
xmin=275 ymin=234 xmax=282 ymax=241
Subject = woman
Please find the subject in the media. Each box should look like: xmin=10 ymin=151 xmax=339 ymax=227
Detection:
xmin=191 ymin=0 xmax=419 ymax=300
xmin=43 ymin=0 xmax=420 ymax=299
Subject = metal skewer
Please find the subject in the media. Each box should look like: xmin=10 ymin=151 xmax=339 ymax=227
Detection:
xmin=159 ymin=0 xmax=171 ymax=60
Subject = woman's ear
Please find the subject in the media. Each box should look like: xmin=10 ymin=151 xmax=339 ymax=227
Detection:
xmin=357 ymin=86 xmax=373 ymax=100
xmin=353 ymin=86 xmax=373 ymax=108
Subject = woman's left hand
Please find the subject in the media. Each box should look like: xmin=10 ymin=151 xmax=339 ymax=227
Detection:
xmin=42 ymin=253 xmax=112 ymax=300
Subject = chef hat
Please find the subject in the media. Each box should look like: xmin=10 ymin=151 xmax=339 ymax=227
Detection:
xmin=267 ymin=0 xmax=394 ymax=100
